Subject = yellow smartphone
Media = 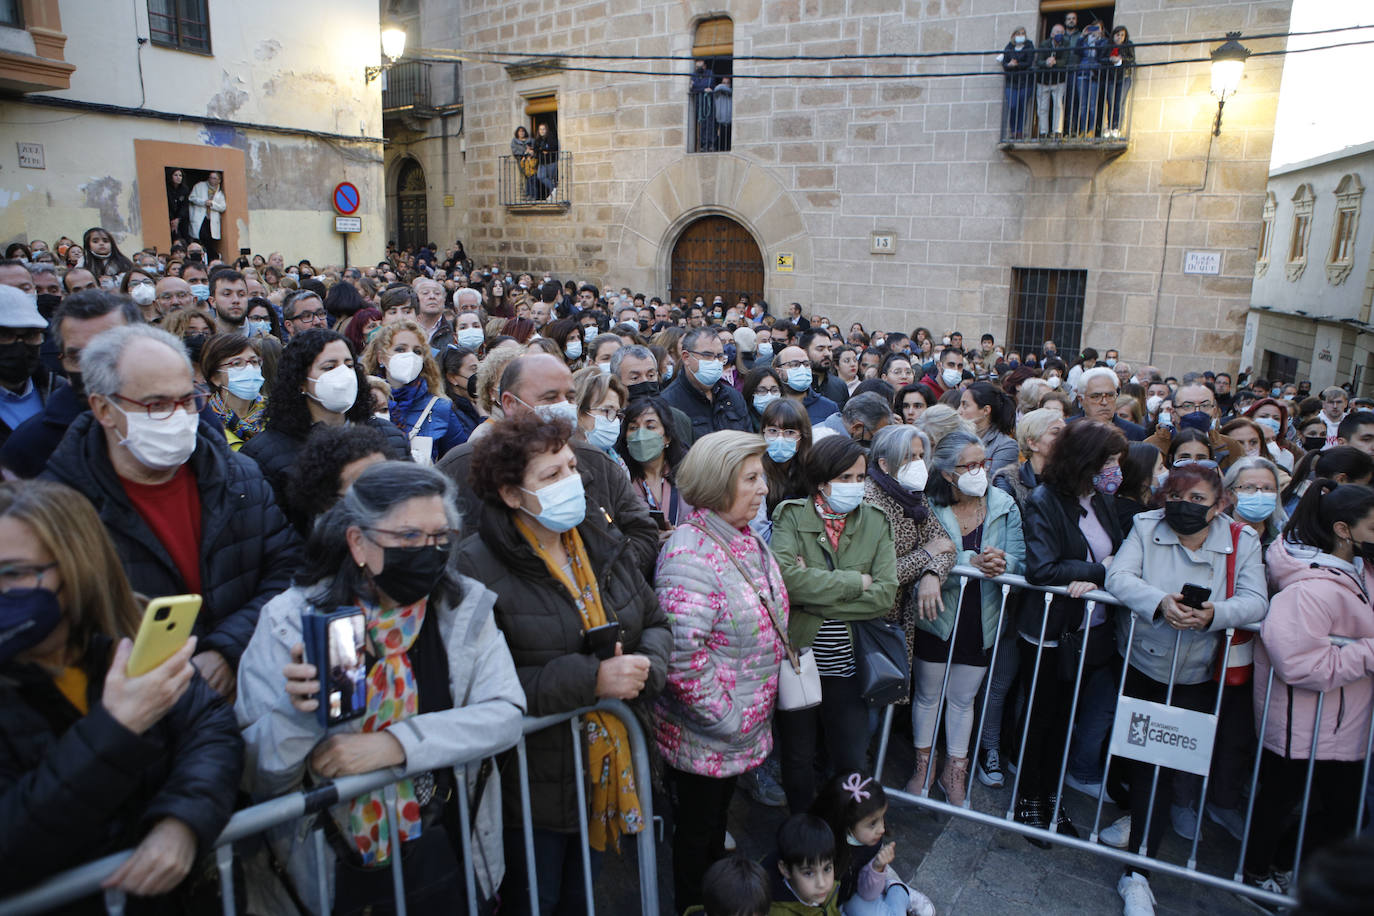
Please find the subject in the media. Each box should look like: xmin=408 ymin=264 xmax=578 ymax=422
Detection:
xmin=127 ymin=594 xmax=202 ymax=677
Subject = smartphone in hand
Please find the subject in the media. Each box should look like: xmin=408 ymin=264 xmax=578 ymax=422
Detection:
xmin=127 ymin=595 xmax=202 ymax=677
xmin=303 ymin=609 xmax=371 ymax=728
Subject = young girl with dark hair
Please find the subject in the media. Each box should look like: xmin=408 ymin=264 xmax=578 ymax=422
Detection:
xmin=810 ymin=771 xmax=935 ymax=916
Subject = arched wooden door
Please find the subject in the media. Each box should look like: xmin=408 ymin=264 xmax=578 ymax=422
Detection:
xmin=669 ymin=215 xmax=764 ymax=306
xmin=395 ymin=159 xmax=428 ymax=252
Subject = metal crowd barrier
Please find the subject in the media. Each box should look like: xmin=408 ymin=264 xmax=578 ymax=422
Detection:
xmin=0 ymin=700 xmax=658 ymax=916
xmin=873 ymin=564 xmax=1373 ymax=911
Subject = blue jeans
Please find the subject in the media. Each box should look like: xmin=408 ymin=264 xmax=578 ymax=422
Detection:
xmin=1072 ymin=72 xmax=1099 ymax=136
xmin=536 ymin=163 xmax=557 ymax=197
xmin=843 ymin=883 xmax=910 ymax=916
xmin=500 ymin=827 xmax=604 ymax=916
xmin=1068 ymin=664 xmax=1117 ymax=783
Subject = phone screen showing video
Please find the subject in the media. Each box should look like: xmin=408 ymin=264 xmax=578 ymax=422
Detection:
xmin=325 ymin=612 xmax=369 ymax=725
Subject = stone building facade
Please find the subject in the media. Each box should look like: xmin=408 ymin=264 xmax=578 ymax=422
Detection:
xmin=390 ymin=0 xmax=1293 ymax=376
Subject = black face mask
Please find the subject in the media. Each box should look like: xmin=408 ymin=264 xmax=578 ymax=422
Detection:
xmin=372 ymin=544 xmax=448 ymax=606
xmin=67 ymin=371 xmax=85 ymax=399
xmin=1164 ymin=500 xmax=1212 ymax=536
xmin=466 ymin=373 xmax=479 ymax=399
xmin=0 ymin=341 xmax=40 ymax=386
xmin=36 ymin=293 xmax=61 ymax=319
xmin=1303 ymin=435 xmax=1326 ymax=452
xmin=626 ymin=380 xmax=660 ymax=400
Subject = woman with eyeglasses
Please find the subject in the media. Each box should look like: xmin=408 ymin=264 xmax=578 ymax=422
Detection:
xmin=742 ymin=366 xmax=784 ymax=431
xmin=771 ymin=435 xmax=898 ymax=813
xmin=458 ymin=414 xmax=669 ymax=914
xmin=574 ymin=368 xmax=630 ymax=477
xmin=1104 ymin=462 xmax=1268 ymax=910
xmin=907 ymin=430 xmax=1024 ymax=807
xmin=200 ymin=333 xmax=268 ymax=450
xmin=237 ymin=463 xmax=525 ymax=915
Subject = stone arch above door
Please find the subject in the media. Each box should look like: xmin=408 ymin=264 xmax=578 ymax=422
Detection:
xmin=615 ymin=154 xmax=812 ymax=308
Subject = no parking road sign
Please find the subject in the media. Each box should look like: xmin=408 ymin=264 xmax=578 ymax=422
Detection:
xmin=333 ymin=182 xmax=360 ymax=216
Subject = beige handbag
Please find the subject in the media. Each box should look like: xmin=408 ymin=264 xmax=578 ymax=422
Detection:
xmin=686 ymin=521 xmax=822 ymax=711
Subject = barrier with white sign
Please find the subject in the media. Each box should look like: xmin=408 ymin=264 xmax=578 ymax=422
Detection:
xmin=1109 ymin=695 xmax=1218 ymax=776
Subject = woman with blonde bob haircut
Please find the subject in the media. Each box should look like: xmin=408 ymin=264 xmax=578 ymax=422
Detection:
xmin=362 ymin=319 xmax=469 ymax=462
xmin=653 ymin=431 xmax=789 ymax=907
xmin=0 ymin=480 xmax=243 ymax=903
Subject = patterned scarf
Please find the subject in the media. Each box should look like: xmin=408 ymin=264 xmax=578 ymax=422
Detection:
xmin=514 ymin=516 xmax=646 ymax=852
xmin=814 ymin=493 xmax=848 ymax=550
xmin=209 ymin=391 xmax=267 ymax=441
xmin=345 ymin=596 xmax=427 ymax=866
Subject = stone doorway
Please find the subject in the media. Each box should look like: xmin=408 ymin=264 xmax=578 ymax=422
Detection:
xmin=395 ymin=158 xmax=428 ymax=253
xmin=669 ymin=215 xmax=763 ymax=307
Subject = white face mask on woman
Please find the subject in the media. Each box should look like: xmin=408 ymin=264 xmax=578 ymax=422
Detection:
xmin=956 ymin=467 xmax=988 ymax=497
xmin=897 ymin=460 xmax=928 ymax=492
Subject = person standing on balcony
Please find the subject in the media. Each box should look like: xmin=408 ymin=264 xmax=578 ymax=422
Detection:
xmin=533 ymin=122 xmax=559 ymax=200
xmin=1070 ymin=20 xmax=1107 ymax=137
xmin=690 ymin=59 xmax=716 ymax=152
xmin=713 ymin=76 xmax=733 ymax=151
xmin=1000 ymin=27 xmax=1035 ymax=139
xmin=512 ymin=126 xmax=538 ymax=200
xmin=1104 ymin=26 xmax=1136 ymax=139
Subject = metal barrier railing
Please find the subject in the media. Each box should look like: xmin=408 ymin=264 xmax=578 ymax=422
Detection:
xmin=0 ymin=699 xmax=657 ymax=916
xmin=874 ymin=564 xmax=1373 ymax=911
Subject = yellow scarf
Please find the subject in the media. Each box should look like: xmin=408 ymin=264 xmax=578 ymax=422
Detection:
xmin=514 ymin=516 xmax=646 ymax=852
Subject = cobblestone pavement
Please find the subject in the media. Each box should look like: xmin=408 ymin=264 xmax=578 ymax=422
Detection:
xmin=596 ymin=739 xmax=1263 ymax=916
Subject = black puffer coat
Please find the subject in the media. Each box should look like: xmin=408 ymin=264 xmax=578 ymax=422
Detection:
xmin=240 ymin=416 xmax=410 ymax=512
xmin=0 ymin=634 xmax=242 ymax=902
xmin=44 ymin=413 xmax=301 ymax=668
xmin=456 ymin=497 xmax=671 ymax=833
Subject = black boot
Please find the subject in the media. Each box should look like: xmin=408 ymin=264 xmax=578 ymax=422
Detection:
xmin=1015 ymin=795 xmax=1051 ymax=848
xmin=1047 ymin=794 xmax=1080 ymax=839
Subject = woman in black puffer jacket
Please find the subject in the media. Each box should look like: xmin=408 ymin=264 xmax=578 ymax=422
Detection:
xmin=0 ymin=481 xmax=242 ymax=914
xmin=458 ymin=414 xmax=670 ymax=916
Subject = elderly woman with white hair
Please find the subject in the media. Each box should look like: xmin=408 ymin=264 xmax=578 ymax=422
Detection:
xmin=863 ymin=424 xmax=957 ymax=673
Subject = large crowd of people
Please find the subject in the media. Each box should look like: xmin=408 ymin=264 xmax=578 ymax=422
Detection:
xmin=1 ymin=230 xmax=1372 ymax=916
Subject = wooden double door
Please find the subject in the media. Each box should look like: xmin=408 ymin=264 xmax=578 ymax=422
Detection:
xmin=669 ymin=215 xmax=764 ymax=307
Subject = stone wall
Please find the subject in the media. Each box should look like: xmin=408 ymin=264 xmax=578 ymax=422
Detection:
xmin=447 ymin=0 xmax=1292 ymax=376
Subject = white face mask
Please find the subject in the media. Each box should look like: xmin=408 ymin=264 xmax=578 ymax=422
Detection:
xmin=387 ymin=351 xmax=424 ymax=386
xmin=1146 ymin=395 xmax=1164 ymax=414
xmin=897 ymin=460 xmax=928 ymax=492
xmin=1045 ymin=375 xmax=1062 ymax=389
xmin=308 ymin=364 xmax=359 ymax=414
xmin=942 ymin=367 xmax=963 ymax=387
xmin=956 ymin=467 xmax=988 ymax=497
xmin=525 ymin=398 xmax=579 ymax=426
xmin=129 ymin=283 xmax=156 ymax=306
xmin=826 ymin=481 xmax=866 ymax=514
xmin=114 ymin=404 xmax=199 ymax=470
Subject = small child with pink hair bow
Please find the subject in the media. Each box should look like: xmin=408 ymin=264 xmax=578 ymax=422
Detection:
xmin=810 ymin=771 xmax=936 ymax=916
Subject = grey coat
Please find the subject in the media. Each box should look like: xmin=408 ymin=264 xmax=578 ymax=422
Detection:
xmin=235 ymin=576 xmax=526 ymax=913
xmin=1105 ymin=509 xmax=1268 ymax=685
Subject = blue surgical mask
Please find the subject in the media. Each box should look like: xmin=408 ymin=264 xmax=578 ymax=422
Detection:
xmin=588 ymin=414 xmax=621 ymax=451
xmin=753 ymin=393 xmax=780 ymax=413
xmin=756 ymin=341 xmax=774 ymax=359
xmin=1255 ymin=416 xmax=1281 ymax=438
xmin=564 ymin=338 xmax=583 ymax=360
xmin=693 ymin=358 xmax=723 ymax=387
xmin=225 ymin=365 xmax=265 ymax=401
xmin=189 ymin=283 xmax=210 ymax=301
xmin=724 ymin=343 xmax=737 ymax=363
xmin=826 ymin=481 xmax=865 ymax=514
xmin=247 ymin=319 xmax=271 ymax=337
xmin=520 ymin=473 xmax=586 ymax=533
xmin=663 ymin=362 xmax=675 ymax=381
xmin=1235 ymin=491 xmax=1277 ymax=522
xmin=766 ymin=436 xmax=798 ymax=462
xmin=786 ymin=366 xmax=812 ymax=392
xmin=455 ymin=327 xmax=484 ymax=350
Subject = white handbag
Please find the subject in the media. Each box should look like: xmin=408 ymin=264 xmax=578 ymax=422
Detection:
xmin=686 ymin=520 xmax=822 ymax=711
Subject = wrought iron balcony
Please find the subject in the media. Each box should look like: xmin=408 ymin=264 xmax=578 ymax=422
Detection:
xmin=501 ymin=152 xmax=571 ymax=210
xmin=688 ymin=89 xmax=733 ymax=153
xmin=997 ymin=66 xmax=1132 ymax=150
xmin=383 ymin=61 xmax=434 ymax=117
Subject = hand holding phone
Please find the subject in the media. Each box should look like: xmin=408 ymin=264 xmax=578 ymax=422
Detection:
xmin=104 ymin=635 xmax=197 ymax=735
xmin=1179 ymin=583 xmax=1212 ymax=610
xmin=127 ymin=595 xmax=201 ymax=677
xmin=303 ymin=609 xmax=370 ymax=727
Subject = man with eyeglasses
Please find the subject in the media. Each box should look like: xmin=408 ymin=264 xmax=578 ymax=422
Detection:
xmin=0 ymin=284 xmax=56 ymax=448
xmin=1319 ymin=386 xmax=1349 ymax=449
xmin=772 ymin=343 xmax=838 ymax=425
xmin=1145 ymin=381 xmax=1245 ymax=470
xmin=436 ymin=352 xmax=660 ymax=575
xmin=282 ymin=290 xmax=327 ymax=339
xmin=1074 ymin=366 xmax=1145 ymax=440
xmin=0 ymin=289 xmax=141 ymax=478
xmin=43 ymin=323 xmax=300 ymax=698
xmin=660 ymin=327 xmax=752 ymax=440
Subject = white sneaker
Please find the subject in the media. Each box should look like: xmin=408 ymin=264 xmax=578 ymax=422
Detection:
xmin=724 ymin=830 xmax=736 ymax=851
xmin=1100 ymin=815 xmax=1131 ymax=848
xmin=905 ymin=886 xmax=936 ymax=916
xmin=1118 ymin=872 xmax=1156 ymax=916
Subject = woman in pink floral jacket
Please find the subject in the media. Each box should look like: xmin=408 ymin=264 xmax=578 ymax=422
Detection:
xmin=652 ymin=431 xmax=789 ymax=912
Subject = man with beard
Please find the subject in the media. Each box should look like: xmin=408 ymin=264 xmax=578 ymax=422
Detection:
xmin=801 ymin=327 xmax=848 ymax=406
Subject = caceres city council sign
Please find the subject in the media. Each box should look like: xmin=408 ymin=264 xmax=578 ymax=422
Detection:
xmin=1108 ymin=695 xmax=1219 ymax=776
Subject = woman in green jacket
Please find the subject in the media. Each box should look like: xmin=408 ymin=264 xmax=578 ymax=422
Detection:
xmin=906 ymin=430 xmax=1025 ymax=806
xmin=771 ymin=436 xmax=899 ymax=813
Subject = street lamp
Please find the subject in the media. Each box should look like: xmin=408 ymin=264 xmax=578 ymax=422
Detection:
xmin=366 ymin=25 xmax=408 ymax=83
xmin=1210 ymin=31 xmax=1251 ymax=136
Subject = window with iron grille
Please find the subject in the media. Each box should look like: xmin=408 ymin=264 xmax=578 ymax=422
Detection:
xmin=1007 ymin=267 xmax=1086 ymax=358
xmin=148 ymin=0 xmax=211 ymax=54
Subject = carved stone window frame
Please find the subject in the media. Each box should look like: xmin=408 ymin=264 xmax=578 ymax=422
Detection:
xmin=1326 ymin=173 xmax=1363 ymax=286
xmin=1256 ymin=190 xmax=1275 ymax=277
xmin=1286 ymin=183 xmax=1315 ymax=282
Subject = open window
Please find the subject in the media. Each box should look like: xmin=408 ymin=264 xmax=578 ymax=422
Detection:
xmin=689 ymin=17 xmax=733 ymax=153
xmin=1327 ymin=174 xmax=1363 ymax=286
xmin=501 ymin=92 xmax=569 ymax=207
xmin=1256 ymin=191 xmax=1276 ymax=277
xmin=1286 ymin=183 xmax=1315 ymax=282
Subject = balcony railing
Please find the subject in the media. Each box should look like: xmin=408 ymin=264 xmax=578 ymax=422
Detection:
xmin=998 ymin=66 xmax=1132 ymax=148
xmin=500 ymin=151 xmax=571 ymax=209
xmin=688 ymin=89 xmax=733 ymax=153
xmin=383 ymin=60 xmax=432 ymax=114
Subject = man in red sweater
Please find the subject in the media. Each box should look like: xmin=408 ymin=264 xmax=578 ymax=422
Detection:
xmin=920 ymin=346 xmax=967 ymax=397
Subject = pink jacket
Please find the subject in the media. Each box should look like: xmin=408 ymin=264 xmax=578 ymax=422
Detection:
xmin=652 ymin=509 xmax=789 ymax=777
xmin=1255 ymin=539 xmax=1374 ymax=760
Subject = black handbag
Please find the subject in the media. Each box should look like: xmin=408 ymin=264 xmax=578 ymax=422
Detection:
xmin=851 ymin=617 xmax=911 ymax=706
